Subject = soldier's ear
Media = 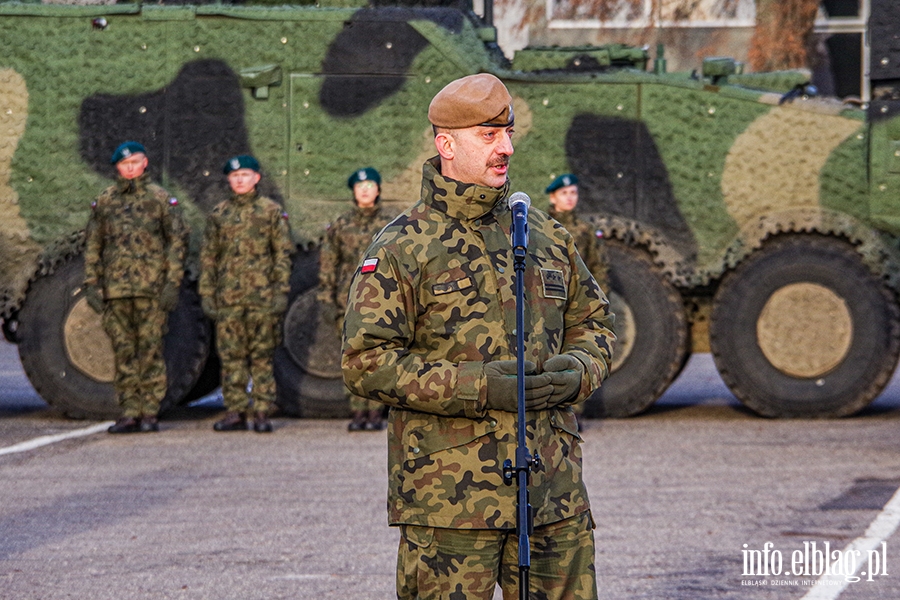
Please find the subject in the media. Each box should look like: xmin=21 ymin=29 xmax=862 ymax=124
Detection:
xmin=434 ymin=131 xmax=456 ymax=160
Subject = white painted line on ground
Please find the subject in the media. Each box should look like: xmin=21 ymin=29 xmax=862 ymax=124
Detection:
xmin=800 ymin=485 xmax=900 ymax=599
xmin=0 ymin=422 xmax=113 ymax=457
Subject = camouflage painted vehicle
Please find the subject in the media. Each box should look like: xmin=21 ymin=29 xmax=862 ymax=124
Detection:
xmin=1 ymin=1 xmax=899 ymax=419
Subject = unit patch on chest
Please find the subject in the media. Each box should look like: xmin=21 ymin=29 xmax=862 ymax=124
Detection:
xmin=540 ymin=269 xmax=567 ymax=300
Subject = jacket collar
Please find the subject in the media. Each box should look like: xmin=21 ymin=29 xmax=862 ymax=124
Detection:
xmin=231 ymin=190 xmax=259 ymax=205
xmin=549 ymin=207 xmax=578 ymax=227
xmin=116 ymin=173 xmax=149 ymax=194
xmin=421 ymin=156 xmax=509 ymax=222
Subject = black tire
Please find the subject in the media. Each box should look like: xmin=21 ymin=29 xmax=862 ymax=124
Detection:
xmin=583 ymin=241 xmax=689 ymax=418
xmin=163 ymin=282 xmax=213 ymax=411
xmin=181 ymin=329 xmax=221 ymax=403
xmin=16 ymin=254 xmax=211 ymax=419
xmin=274 ymin=245 xmax=348 ymax=418
xmin=710 ymin=234 xmax=900 ymax=418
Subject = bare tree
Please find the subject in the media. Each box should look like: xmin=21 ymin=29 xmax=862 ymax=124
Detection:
xmin=747 ymin=0 xmax=820 ymax=71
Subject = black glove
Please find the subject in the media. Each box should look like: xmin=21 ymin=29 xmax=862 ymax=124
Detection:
xmin=201 ymin=296 xmax=218 ymax=320
xmin=272 ymin=293 xmax=289 ymax=315
xmin=484 ymin=360 xmax=552 ymax=413
xmin=160 ymin=282 xmax=179 ymax=312
xmin=84 ymin=285 xmax=105 ymax=313
xmin=542 ymin=354 xmax=585 ymax=407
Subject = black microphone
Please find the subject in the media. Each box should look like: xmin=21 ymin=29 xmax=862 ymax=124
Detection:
xmin=508 ymin=192 xmax=530 ymax=255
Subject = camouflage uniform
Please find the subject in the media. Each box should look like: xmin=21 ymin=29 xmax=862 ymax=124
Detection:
xmin=84 ymin=173 xmax=186 ymax=418
xmin=549 ymin=207 xmax=610 ymax=424
xmin=549 ymin=207 xmax=609 ymax=292
xmin=317 ymin=204 xmax=393 ymax=415
xmin=343 ymin=157 xmax=615 ymax=599
xmin=199 ymin=190 xmax=293 ymax=415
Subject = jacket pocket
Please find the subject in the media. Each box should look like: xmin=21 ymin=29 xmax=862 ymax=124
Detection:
xmin=401 ymin=413 xmax=494 ymax=462
xmin=549 ymin=407 xmax=583 ymax=442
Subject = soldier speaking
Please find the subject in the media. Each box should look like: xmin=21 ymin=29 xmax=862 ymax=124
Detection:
xmin=342 ymin=74 xmax=615 ymax=599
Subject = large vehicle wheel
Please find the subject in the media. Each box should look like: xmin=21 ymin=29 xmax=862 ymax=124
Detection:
xmin=710 ymin=234 xmax=900 ymax=417
xmin=16 ymin=254 xmax=211 ymax=419
xmin=275 ymin=246 xmax=348 ymax=417
xmin=180 ymin=332 xmax=221 ymax=403
xmin=584 ymin=241 xmax=690 ymax=417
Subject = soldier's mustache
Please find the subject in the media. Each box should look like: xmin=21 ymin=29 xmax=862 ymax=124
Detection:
xmin=487 ymin=156 xmax=510 ymax=168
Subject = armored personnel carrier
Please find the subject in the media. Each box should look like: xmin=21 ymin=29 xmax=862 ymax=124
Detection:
xmin=1 ymin=1 xmax=898 ymax=418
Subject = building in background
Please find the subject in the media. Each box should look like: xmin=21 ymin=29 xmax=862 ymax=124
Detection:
xmin=490 ymin=0 xmax=878 ymax=101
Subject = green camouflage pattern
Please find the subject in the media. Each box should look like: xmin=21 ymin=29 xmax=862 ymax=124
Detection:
xmin=319 ymin=204 xmax=396 ymax=415
xmin=348 ymin=392 xmax=379 ymax=413
xmin=4 ymin=3 xmax=899 ymax=420
xmin=84 ymin=174 xmax=186 ymax=300
xmin=198 ymin=191 xmax=293 ymax=309
xmin=1 ymin=4 xmax=899 ymax=321
xmin=200 ymin=190 xmax=293 ymax=414
xmin=102 ymin=297 xmax=168 ymax=418
xmin=336 ymin=313 xmax=382 ymax=414
xmin=342 ymin=157 xmax=615 ymax=530
xmin=215 ymin=306 xmax=280 ymax=414
xmin=317 ymin=204 xmax=395 ymax=313
xmin=397 ymin=512 xmax=597 ymax=600
xmin=549 ymin=207 xmax=610 ymax=292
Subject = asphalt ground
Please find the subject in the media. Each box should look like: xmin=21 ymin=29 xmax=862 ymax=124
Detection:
xmin=3 ymin=339 xmax=900 ymax=599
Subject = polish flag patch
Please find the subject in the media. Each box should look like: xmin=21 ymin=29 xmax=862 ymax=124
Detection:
xmin=360 ymin=258 xmax=379 ymax=274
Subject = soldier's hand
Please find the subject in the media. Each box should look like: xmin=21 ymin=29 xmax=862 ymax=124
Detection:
xmin=160 ymin=282 xmax=179 ymax=312
xmin=273 ymin=293 xmax=289 ymax=315
xmin=542 ymin=354 xmax=585 ymax=407
xmin=83 ymin=285 xmax=105 ymax=314
xmin=484 ymin=360 xmax=552 ymax=413
xmin=201 ymin=296 xmax=218 ymax=320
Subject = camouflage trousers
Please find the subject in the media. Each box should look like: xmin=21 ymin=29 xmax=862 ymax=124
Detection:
xmin=397 ymin=511 xmax=597 ymax=600
xmin=216 ymin=306 xmax=279 ymax=414
xmin=349 ymin=392 xmax=382 ymax=412
xmin=101 ymin=297 xmax=168 ymax=418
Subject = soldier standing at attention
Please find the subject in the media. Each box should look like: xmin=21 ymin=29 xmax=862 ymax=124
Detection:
xmin=199 ymin=155 xmax=293 ymax=433
xmin=342 ymin=74 xmax=615 ymax=599
xmin=546 ymin=173 xmax=611 ymax=430
xmin=546 ymin=173 xmax=610 ymax=292
xmin=84 ymin=141 xmax=186 ymax=434
xmin=317 ymin=167 xmax=393 ymax=432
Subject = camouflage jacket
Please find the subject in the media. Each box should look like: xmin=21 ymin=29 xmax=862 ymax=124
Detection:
xmin=84 ymin=174 xmax=186 ymax=299
xmin=317 ymin=204 xmax=393 ymax=312
xmin=342 ymin=156 xmax=615 ymax=530
xmin=198 ymin=190 xmax=293 ymax=308
xmin=549 ymin=207 xmax=609 ymax=291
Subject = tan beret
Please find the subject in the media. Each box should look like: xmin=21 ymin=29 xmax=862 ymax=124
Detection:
xmin=428 ymin=73 xmax=514 ymax=129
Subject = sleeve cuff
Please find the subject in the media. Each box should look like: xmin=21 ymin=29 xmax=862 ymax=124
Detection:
xmin=567 ymin=349 xmax=604 ymax=401
xmin=456 ymin=360 xmax=486 ymax=418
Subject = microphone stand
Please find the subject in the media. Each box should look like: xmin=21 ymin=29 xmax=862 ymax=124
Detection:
xmin=503 ymin=196 xmax=539 ymax=600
